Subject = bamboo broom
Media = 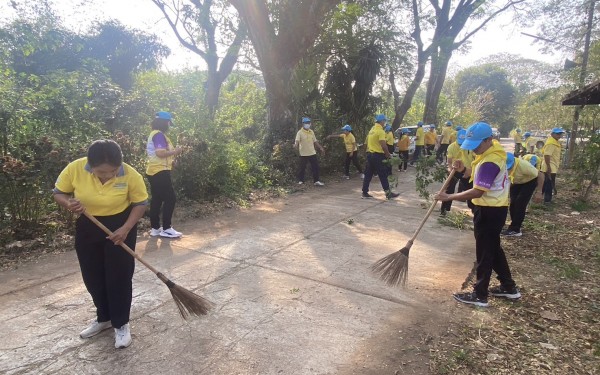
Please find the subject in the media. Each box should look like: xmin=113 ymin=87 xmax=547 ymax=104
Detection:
xmin=371 ymin=169 xmax=457 ymax=287
xmin=83 ymin=211 xmax=214 ymax=319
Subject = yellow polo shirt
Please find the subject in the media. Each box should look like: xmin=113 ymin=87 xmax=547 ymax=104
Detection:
xmin=509 ymin=158 xmax=539 ymax=184
xmin=340 ymin=133 xmax=357 ymax=152
xmin=146 ymin=130 xmax=175 ymax=176
xmin=295 ymin=128 xmax=317 ymax=156
xmin=54 ymin=157 xmax=148 ymax=216
xmin=367 ymin=124 xmax=386 ymax=153
xmin=449 ymin=130 xmax=457 ymax=144
xmin=386 ymin=131 xmax=394 ymax=146
xmin=397 ymin=135 xmax=409 ymax=151
xmin=540 ymin=137 xmax=562 ymax=174
xmin=415 ymin=127 xmax=424 ymax=146
xmin=424 ymin=131 xmax=436 ymax=145
xmin=441 ymin=127 xmax=452 ymax=144
xmin=447 ymin=142 xmax=474 ymax=167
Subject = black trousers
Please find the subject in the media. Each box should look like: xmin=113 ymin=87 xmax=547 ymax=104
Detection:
xmin=436 ymin=143 xmax=449 ymax=162
xmin=441 ymin=173 xmax=474 ymax=212
xmin=542 ymin=173 xmax=556 ymax=203
xmin=411 ymin=145 xmax=424 ymax=162
xmin=75 ymin=209 xmax=136 ymax=328
xmin=344 ymin=151 xmax=363 ymax=176
xmin=362 ymin=152 xmax=390 ymax=193
xmin=298 ymin=154 xmax=320 ymax=183
xmin=472 ymin=205 xmax=516 ymax=298
xmin=147 ymin=170 xmax=176 ymax=230
xmin=425 ymin=144 xmax=435 ymax=156
xmin=508 ymin=178 xmax=537 ymax=232
xmin=398 ymin=150 xmax=409 ymax=171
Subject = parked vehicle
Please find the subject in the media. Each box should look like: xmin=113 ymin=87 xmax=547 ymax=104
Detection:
xmin=491 ymin=127 xmax=501 ymax=140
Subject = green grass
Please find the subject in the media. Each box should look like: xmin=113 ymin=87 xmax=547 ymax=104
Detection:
xmin=522 ymin=219 xmax=557 ymax=232
xmin=571 ymin=199 xmax=591 ymax=212
xmin=437 ymin=211 xmax=471 ymax=230
xmin=547 ymin=257 xmax=582 ymax=279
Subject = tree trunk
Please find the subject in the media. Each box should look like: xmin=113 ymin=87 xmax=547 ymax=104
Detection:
xmin=423 ymin=46 xmax=453 ymax=125
xmin=392 ymin=52 xmax=429 ymax=128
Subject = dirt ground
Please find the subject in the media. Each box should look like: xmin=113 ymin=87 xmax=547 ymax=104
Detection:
xmin=0 ymin=167 xmax=478 ymax=375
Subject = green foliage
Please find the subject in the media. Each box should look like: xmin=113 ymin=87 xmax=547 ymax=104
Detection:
xmin=548 ymin=257 xmax=582 ymax=279
xmin=415 ymin=155 xmax=447 ymax=200
xmin=438 ymin=211 xmax=471 ymax=230
xmin=569 ymin=133 xmax=600 ymax=202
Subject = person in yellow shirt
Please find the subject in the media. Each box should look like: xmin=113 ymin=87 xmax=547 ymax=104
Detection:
xmin=540 ymin=127 xmax=565 ymax=203
xmin=53 ymin=139 xmax=148 ymax=349
xmin=436 ymin=121 xmax=453 ymax=163
xmin=409 ymin=121 xmax=425 ymax=164
xmin=424 ymin=125 xmax=437 ymax=155
xmin=521 ymin=131 xmax=536 ymax=155
xmin=512 ymin=128 xmax=522 ymax=155
xmin=501 ymin=152 xmax=545 ymax=237
xmin=326 ymin=124 xmax=363 ymax=179
xmin=396 ymin=128 xmax=410 ymax=172
xmin=436 ymin=122 xmax=520 ymax=307
xmin=440 ymin=129 xmax=474 ymax=216
xmin=146 ymin=111 xmax=183 ymax=238
xmin=295 ymin=117 xmax=326 ymax=186
xmin=362 ymin=114 xmax=399 ymax=199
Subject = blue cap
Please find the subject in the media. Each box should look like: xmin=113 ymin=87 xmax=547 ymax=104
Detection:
xmin=445 ymin=121 xmax=452 ymax=126
xmin=461 ymin=122 xmax=493 ymax=151
xmin=417 ymin=121 xmax=423 ymax=126
xmin=524 ymin=131 xmax=531 ymax=137
xmin=375 ymin=114 xmax=388 ymax=122
xmin=384 ymin=124 xmax=392 ymax=132
xmin=302 ymin=117 xmax=311 ymax=123
xmin=156 ymin=111 xmax=173 ymax=121
xmin=401 ymin=128 xmax=409 ymax=134
xmin=529 ymin=155 xmax=538 ymax=167
xmin=456 ymin=126 xmax=463 ymax=131
xmin=456 ymin=129 xmax=467 ymax=145
xmin=551 ymin=127 xmax=565 ymax=134
xmin=506 ymin=152 xmax=515 ymax=170
xmin=341 ymin=124 xmax=352 ymax=131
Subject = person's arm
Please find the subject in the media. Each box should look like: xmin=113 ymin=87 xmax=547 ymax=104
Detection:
xmin=155 ymin=147 xmax=182 ymax=158
xmin=451 ymin=159 xmax=471 ymax=177
xmin=53 ymin=193 xmax=84 ymax=214
xmin=314 ymin=141 xmax=325 ymax=156
xmin=446 ymin=157 xmax=454 ymax=173
xmin=108 ymin=205 xmax=146 ymax=245
xmin=544 ymin=154 xmax=552 ymax=176
xmin=436 ymin=187 xmax=484 ymax=202
xmin=379 ymin=139 xmax=391 ymax=158
xmin=533 ymin=171 xmax=545 ymax=203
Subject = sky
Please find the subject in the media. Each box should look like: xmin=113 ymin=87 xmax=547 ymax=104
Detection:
xmin=0 ymin=0 xmax=565 ymax=73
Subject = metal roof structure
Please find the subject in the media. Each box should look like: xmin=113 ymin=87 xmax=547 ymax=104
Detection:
xmin=562 ymin=80 xmax=600 ymax=105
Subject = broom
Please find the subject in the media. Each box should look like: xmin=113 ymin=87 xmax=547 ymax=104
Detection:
xmin=83 ymin=211 xmax=214 ymax=319
xmin=370 ymin=169 xmax=457 ymax=287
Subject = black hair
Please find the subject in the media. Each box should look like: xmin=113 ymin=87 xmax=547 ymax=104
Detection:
xmin=151 ymin=118 xmax=170 ymax=132
xmin=87 ymin=139 xmax=123 ymax=167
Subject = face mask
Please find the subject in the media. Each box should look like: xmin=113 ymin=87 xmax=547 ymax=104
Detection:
xmin=303 ymin=124 xmax=311 ymax=129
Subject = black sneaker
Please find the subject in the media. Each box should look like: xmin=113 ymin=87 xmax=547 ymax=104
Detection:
xmin=453 ymin=292 xmax=488 ymax=307
xmin=501 ymin=229 xmax=522 ymax=237
xmin=385 ymin=191 xmax=400 ymax=199
xmin=440 ymin=209 xmax=447 ymax=217
xmin=362 ymin=192 xmax=373 ymax=199
xmin=489 ymin=285 xmax=521 ymax=300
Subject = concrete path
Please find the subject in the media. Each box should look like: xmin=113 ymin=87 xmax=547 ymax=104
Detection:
xmin=0 ymin=171 xmax=475 ymax=375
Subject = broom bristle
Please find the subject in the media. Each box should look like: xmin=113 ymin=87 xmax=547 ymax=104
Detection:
xmin=169 ymin=283 xmax=214 ymax=320
xmin=370 ymin=246 xmax=410 ymax=287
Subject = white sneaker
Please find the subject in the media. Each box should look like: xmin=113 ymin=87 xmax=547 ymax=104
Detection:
xmin=314 ymin=181 xmax=325 ymax=186
xmin=150 ymin=227 xmax=162 ymax=237
xmin=114 ymin=323 xmax=132 ymax=349
xmin=298 ymin=181 xmax=304 ymax=185
xmin=343 ymin=175 xmax=350 ymax=180
xmin=160 ymin=227 xmax=182 ymax=238
xmin=360 ymin=173 xmax=365 ymax=179
xmin=80 ymin=320 xmax=111 ymax=339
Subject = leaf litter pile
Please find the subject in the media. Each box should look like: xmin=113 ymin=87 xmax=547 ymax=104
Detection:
xmin=430 ymin=176 xmax=600 ymax=374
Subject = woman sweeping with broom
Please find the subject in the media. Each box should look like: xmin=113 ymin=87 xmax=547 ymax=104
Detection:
xmin=53 ymin=139 xmax=148 ymax=349
xmin=435 ymin=122 xmax=521 ymax=307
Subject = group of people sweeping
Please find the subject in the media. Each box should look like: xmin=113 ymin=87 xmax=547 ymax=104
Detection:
xmin=53 ymin=110 xmax=567 ymax=351
xmin=53 ymin=111 xmax=185 ymax=349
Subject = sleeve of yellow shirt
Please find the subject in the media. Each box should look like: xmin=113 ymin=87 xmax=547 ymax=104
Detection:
xmin=54 ymin=161 xmax=76 ymax=194
xmin=126 ymin=165 xmax=149 ymax=204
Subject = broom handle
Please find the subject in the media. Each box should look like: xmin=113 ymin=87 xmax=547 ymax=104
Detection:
xmin=408 ymin=169 xmax=457 ymax=243
xmin=82 ymin=211 xmax=161 ymax=276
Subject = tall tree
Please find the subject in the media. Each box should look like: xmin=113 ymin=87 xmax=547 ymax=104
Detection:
xmin=229 ymin=0 xmax=341 ymax=144
xmin=151 ymin=0 xmax=247 ymax=116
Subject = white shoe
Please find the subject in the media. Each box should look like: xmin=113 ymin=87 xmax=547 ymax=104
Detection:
xmin=360 ymin=173 xmax=365 ymax=179
xmin=343 ymin=175 xmax=350 ymax=180
xmin=150 ymin=227 xmax=162 ymax=237
xmin=160 ymin=227 xmax=182 ymax=238
xmin=114 ymin=323 xmax=132 ymax=349
xmin=80 ymin=320 xmax=111 ymax=339
xmin=298 ymin=181 xmax=304 ymax=185
xmin=314 ymin=181 xmax=325 ymax=186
